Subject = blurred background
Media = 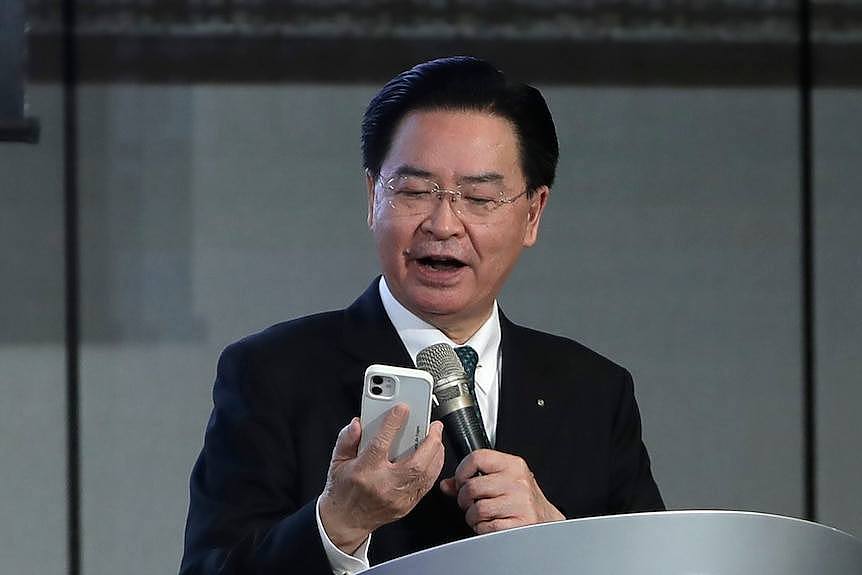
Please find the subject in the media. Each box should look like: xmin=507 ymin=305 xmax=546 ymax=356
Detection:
xmin=1 ymin=1 xmax=860 ymax=573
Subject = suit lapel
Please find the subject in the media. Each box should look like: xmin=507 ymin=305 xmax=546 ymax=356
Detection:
xmin=339 ymin=278 xmax=414 ymax=375
xmin=494 ymin=312 xmax=558 ymax=481
xmin=330 ymin=278 xmax=412 ymax=422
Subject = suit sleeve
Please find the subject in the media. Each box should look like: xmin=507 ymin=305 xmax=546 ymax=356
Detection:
xmin=180 ymin=342 xmax=332 ymax=575
xmin=608 ymin=368 xmax=665 ymax=514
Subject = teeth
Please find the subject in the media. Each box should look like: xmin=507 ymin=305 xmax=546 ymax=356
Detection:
xmin=419 ymin=257 xmax=462 ymax=269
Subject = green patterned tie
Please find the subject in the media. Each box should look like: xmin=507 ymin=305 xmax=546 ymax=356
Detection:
xmin=454 ymin=346 xmax=478 ymax=392
xmin=454 ymin=346 xmax=485 ymax=428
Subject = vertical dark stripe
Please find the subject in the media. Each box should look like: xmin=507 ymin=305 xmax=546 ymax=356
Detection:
xmin=798 ymin=0 xmax=817 ymax=522
xmin=61 ymin=0 xmax=82 ymax=573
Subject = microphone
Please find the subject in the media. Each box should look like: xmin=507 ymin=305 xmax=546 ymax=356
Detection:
xmin=416 ymin=343 xmax=491 ymax=462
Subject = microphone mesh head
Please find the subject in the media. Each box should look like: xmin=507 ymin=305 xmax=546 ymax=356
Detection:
xmin=416 ymin=342 xmax=465 ymax=382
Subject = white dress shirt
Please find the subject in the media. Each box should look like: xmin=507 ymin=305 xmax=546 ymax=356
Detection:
xmin=315 ymin=277 xmax=503 ymax=574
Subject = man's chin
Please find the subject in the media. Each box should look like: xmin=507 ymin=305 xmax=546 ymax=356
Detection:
xmin=402 ymin=286 xmax=471 ymax=317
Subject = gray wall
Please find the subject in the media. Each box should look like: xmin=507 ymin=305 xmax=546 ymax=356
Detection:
xmin=814 ymin=89 xmax=862 ymax=536
xmin=0 ymin=86 xmax=67 ymax=575
xmin=1 ymin=83 xmax=859 ymax=574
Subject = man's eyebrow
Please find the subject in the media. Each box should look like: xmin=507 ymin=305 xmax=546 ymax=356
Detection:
xmin=389 ymin=165 xmax=505 ymax=184
xmin=459 ymin=172 xmax=504 ymax=184
xmin=391 ymin=165 xmax=434 ymax=178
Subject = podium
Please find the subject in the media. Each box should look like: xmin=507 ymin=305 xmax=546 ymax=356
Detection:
xmin=365 ymin=511 xmax=862 ymax=574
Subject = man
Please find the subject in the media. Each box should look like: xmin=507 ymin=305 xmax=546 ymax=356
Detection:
xmin=180 ymin=56 xmax=663 ymax=575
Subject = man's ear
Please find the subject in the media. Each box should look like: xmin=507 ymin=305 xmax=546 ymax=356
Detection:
xmin=522 ymin=186 xmax=549 ymax=247
xmin=366 ymin=170 xmax=376 ymax=229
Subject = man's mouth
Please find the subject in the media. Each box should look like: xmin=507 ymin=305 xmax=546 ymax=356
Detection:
xmin=415 ymin=255 xmax=467 ymax=271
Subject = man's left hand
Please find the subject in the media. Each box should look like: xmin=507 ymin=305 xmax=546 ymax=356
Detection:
xmin=439 ymin=449 xmax=565 ymax=534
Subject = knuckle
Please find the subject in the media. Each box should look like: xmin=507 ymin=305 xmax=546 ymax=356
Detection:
xmin=368 ymin=435 xmax=390 ymax=454
xmin=374 ymin=426 xmax=395 ymax=445
xmin=381 ymin=418 xmax=398 ymax=435
xmin=476 ymin=520 xmax=495 ymax=535
xmin=475 ymin=450 xmax=491 ymax=466
xmin=336 ymin=425 xmax=349 ymax=442
xmin=462 ymin=480 xmax=479 ymax=500
xmin=474 ymin=499 xmax=492 ymax=520
xmin=400 ymin=462 xmax=428 ymax=487
xmin=457 ymin=491 xmax=472 ymax=511
xmin=406 ymin=460 xmax=424 ymax=477
xmin=432 ymin=447 xmax=445 ymax=470
xmin=465 ymin=506 xmax=478 ymax=526
xmin=405 ymin=463 xmax=427 ymax=484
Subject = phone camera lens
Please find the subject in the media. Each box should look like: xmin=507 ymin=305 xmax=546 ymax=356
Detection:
xmin=371 ymin=375 xmax=383 ymax=385
xmin=371 ymin=385 xmax=383 ymax=396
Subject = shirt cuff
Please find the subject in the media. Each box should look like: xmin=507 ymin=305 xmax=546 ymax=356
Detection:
xmin=315 ymin=495 xmax=371 ymax=575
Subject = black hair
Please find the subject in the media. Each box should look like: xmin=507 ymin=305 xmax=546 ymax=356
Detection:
xmin=361 ymin=56 xmax=559 ymax=195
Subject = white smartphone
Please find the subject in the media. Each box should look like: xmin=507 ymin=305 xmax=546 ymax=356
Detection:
xmin=359 ymin=364 xmax=434 ymax=461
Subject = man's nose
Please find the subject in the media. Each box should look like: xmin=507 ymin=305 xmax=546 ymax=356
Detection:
xmin=421 ymin=191 xmax=465 ymax=238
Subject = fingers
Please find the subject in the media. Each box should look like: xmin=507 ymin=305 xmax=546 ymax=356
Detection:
xmin=322 ymin=410 xmax=446 ymax=542
xmin=474 ymin=517 xmax=520 ymax=535
xmin=451 ymin=451 xmax=481 ymax=487
xmin=428 ymin=420 xmax=444 ymax=439
xmin=455 ymin=473 xmax=506 ymax=511
xmin=395 ymin=420 xmax=445 ymax=492
xmin=363 ymin=403 xmax=409 ymax=462
xmin=454 ymin=449 xmax=525 ymax=487
xmin=439 ymin=477 xmax=457 ymax=497
xmin=408 ymin=420 xmax=443 ymax=463
xmin=443 ymin=450 xmax=520 ymax=499
xmin=464 ymin=494 xmax=515 ymax=528
xmin=448 ymin=450 xmax=561 ymax=535
xmin=331 ymin=417 xmax=361 ymax=462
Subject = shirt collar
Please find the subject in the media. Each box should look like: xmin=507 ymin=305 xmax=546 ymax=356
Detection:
xmin=378 ymin=276 xmax=501 ymax=369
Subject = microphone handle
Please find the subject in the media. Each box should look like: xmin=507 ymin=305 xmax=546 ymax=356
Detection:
xmin=442 ymin=405 xmax=491 ymax=461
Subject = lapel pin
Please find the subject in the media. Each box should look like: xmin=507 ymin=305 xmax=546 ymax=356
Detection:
xmin=537 ymin=399 xmax=545 ymax=407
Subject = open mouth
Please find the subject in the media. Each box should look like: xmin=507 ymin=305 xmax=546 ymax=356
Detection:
xmin=416 ymin=256 xmax=467 ymax=271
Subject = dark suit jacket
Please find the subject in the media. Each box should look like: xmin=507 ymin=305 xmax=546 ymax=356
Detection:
xmin=180 ymin=278 xmax=663 ymax=574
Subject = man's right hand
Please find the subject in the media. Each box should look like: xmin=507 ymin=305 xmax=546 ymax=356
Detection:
xmin=318 ymin=404 xmax=445 ymax=555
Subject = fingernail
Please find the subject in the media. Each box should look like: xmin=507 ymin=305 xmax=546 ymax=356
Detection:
xmin=392 ymin=403 xmax=407 ymax=416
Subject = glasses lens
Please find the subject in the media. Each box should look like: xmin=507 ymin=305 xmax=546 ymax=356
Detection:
xmin=385 ymin=176 xmax=435 ymax=214
xmin=382 ymin=176 xmax=515 ymax=220
xmin=461 ymin=182 xmax=504 ymax=217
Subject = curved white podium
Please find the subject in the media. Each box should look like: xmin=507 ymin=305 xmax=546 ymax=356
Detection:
xmin=366 ymin=511 xmax=862 ymax=574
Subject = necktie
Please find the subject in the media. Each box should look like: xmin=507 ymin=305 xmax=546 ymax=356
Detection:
xmin=454 ymin=346 xmax=485 ymax=429
xmin=454 ymin=346 xmax=479 ymax=393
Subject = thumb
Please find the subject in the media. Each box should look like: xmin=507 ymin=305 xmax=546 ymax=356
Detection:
xmin=331 ymin=417 xmax=361 ymax=462
xmin=364 ymin=403 xmax=409 ymax=462
xmin=439 ymin=477 xmax=457 ymax=497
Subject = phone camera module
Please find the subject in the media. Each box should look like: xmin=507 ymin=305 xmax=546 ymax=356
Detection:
xmin=371 ymin=375 xmax=383 ymax=385
xmin=371 ymin=385 xmax=383 ymax=396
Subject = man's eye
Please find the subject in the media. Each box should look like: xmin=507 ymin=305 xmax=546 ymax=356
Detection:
xmin=463 ymin=194 xmax=496 ymax=206
xmin=397 ymin=189 xmax=432 ymax=198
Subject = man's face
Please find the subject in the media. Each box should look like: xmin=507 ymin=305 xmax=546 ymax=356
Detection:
xmin=367 ymin=109 xmax=548 ymax=334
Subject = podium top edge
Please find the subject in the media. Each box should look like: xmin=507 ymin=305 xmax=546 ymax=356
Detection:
xmin=607 ymin=509 xmax=860 ymax=541
xmin=370 ymin=509 xmax=861 ymax=572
